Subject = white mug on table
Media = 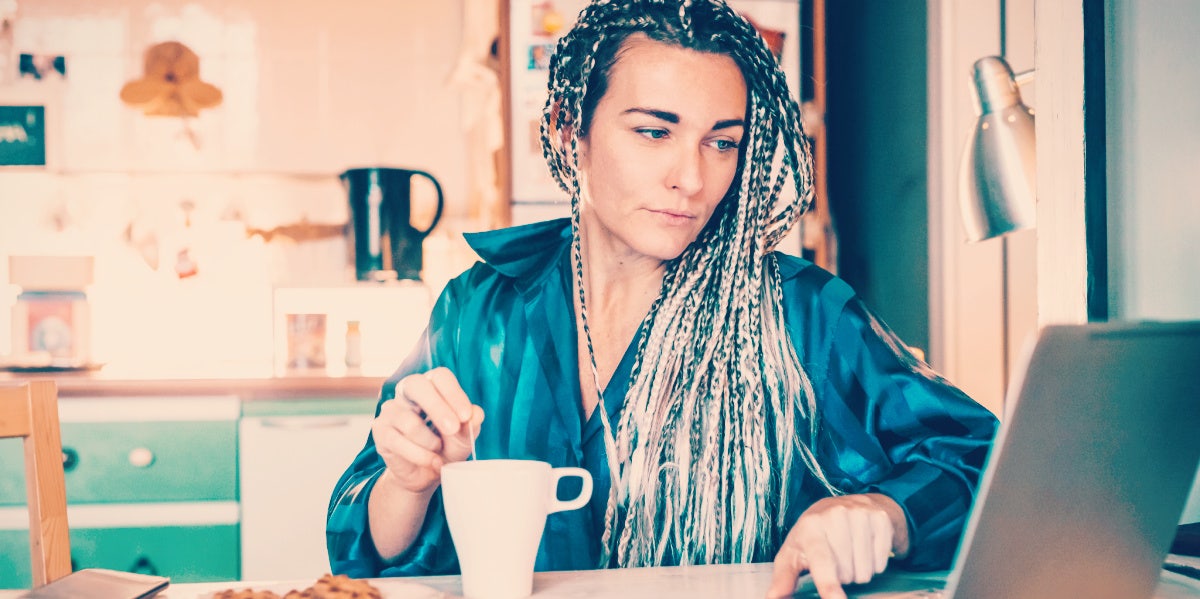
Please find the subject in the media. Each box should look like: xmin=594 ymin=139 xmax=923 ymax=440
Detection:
xmin=441 ymin=459 xmax=593 ymax=599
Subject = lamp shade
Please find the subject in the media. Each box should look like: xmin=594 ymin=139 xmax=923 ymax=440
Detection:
xmin=959 ymin=56 xmax=1037 ymax=242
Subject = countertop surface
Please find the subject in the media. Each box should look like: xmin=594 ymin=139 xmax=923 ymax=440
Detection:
xmin=0 ymin=360 xmax=388 ymax=399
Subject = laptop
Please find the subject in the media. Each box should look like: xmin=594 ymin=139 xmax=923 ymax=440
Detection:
xmin=797 ymin=320 xmax=1200 ymax=599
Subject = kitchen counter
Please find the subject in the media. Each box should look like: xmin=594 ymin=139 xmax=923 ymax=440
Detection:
xmin=0 ymin=362 xmax=388 ymax=400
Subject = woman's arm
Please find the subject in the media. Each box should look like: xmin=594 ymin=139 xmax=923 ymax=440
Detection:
xmin=366 ymin=369 xmax=483 ymax=561
xmin=768 ymin=258 xmax=998 ymax=597
xmin=806 ymin=282 xmax=998 ymax=568
xmin=327 ymin=278 xmax=475 ymax=577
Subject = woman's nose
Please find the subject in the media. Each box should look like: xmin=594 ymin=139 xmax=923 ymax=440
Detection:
xmin=668 ymin=146 xmax=704 ymax=196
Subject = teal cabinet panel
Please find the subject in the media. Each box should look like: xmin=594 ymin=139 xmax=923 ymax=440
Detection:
xmin=0 ymin=438 xmax=22 ymax=505
xmin=0 ymin=525 xmax=239 ymax=590
xmin=0 ymin=528 xmax=30 ymax=590
xmin=0 ymin=421 xmax=237 ymax=505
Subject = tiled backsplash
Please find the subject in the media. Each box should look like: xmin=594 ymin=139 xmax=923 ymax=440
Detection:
xmin=0 ymin=0 xmax=490 ymax=367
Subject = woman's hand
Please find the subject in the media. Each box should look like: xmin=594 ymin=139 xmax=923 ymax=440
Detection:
xmin=766 ymin=493 xmax=910 ymax=599
xmin=372 ymin=367 xmax=485 ymax=494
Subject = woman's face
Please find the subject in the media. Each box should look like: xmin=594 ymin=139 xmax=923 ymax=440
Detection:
xmin=577 ymin=34 xmax=747 ymax=263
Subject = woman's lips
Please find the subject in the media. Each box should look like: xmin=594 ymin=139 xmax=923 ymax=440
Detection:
xmin=647 ymin=209 xmax=695 ymax=226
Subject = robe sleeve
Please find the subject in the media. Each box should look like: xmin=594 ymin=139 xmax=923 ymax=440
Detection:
xmin=326 ymin=277 xmax=467 ymax=577
xmin=783 ymin=260 xmax=998 ymax=570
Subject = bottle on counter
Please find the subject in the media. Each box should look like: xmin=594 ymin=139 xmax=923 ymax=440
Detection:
xmin=344 ymin=320 xmax=362 ymax=369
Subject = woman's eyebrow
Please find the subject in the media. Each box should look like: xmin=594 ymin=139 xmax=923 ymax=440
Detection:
xmin=621 ymin=108 xmax=745 ymax=131
xmin=622 ymin=107 xmax=679 ymax=123
xmin=712 ymin=118 xmax=744 ymax=131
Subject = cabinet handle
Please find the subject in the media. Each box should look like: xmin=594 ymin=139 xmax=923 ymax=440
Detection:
xmin=128 ymin=447 xmax=155 ymax=468
xmin=62 ymin=447 xmax=79 ymax=472
xmin=129 ymin=555 xmax=159 ymax=576
xmin=260 ymin=417 xmax=352 ymax=430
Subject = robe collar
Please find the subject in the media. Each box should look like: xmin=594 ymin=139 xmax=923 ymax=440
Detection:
xmin=463 ymin=218 xmax=573 ymax=293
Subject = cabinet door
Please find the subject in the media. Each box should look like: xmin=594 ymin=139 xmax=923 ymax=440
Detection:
xmin=0 ymin=400 xmax=238 ymax=506
xmin=0 ymin=524 xmax=239 ymax=590
xmin=239 ymin=402 xmax=374 ymax=580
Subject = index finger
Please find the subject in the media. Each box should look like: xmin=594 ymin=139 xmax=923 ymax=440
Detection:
xmin=767 ymin=551 xmax=805 ymax=598
xmin=425 ymin=367 xmax=473 ymax=422
xmin=805 ymin=545 xmax=848 ymax=599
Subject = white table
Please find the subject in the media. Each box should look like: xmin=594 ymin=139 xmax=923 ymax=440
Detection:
xmin=102 ymin=563 xmax=1200 ymax=599
xmin=148 ymin=563 xmax=773 ymax=598
xmin=5 ymin=562 xmax=1200 ymax=598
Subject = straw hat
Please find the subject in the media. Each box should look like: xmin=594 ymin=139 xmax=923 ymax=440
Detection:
xmin=120 ymin=41 xmax=222 ymax=117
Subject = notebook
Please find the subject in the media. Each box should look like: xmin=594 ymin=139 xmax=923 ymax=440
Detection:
xmin=798 ymin=320 xmax=1200 ymax=599
xmin=19 ymin=568 xmax=169 ymax=599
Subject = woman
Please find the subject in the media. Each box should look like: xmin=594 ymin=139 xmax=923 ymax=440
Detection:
xmin=328 ymin=2 xmax=997 ymax=598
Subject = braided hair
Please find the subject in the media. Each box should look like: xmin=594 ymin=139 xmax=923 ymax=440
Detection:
xmin=540 ymin=0 xmax=839 ymax=568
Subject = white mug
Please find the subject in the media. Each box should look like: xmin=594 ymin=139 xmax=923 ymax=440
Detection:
xmin=441 ymin=459 xmax=593 ymax=599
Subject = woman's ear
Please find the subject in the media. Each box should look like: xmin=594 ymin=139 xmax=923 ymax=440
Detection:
xmin=549 ymin=101 xmax=577 ymax=149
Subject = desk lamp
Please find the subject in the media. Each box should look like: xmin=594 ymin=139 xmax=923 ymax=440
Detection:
xmin=959 ymin=56 xmax=1036 ymax=241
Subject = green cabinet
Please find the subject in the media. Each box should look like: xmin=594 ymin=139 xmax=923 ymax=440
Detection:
xmin=0 ymin=395 xmax=241 ymax=590
xmin=0 ymin=393 xmax=377 ymax=590
xmin=0 ymin=420 xmax=237 ymax=505
xmin=0 ymin=524 xmax=239 ymax=588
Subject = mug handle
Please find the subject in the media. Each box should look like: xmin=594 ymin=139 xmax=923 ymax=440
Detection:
xmin=548 ymin=467 xmax=593 ymax=514
xmin=409 ymin=170 xmax=445 ymax=236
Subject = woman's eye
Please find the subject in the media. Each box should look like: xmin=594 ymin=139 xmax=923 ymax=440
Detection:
xmin=636 ymin=128 xmax=668 ymax=140
xmin=712 ymin=139 xmax=739 ymax=151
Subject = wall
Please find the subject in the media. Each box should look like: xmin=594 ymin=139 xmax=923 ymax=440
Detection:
xmin=826 ymin=0 xmax=930 ymax=354
xmin=0 ymin=0 xmax=481 ymax=370
xmin=1105 ymin=1 xmax=1200 ymax=321
xmin=1105 ymin=0 xmax=1200 ymax=525
xmin=927 ymin=0 xmax=1038 ymax=417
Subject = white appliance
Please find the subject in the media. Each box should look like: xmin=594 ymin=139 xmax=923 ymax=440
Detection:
xmin=239 ymin=408 xmax=374 ymax=580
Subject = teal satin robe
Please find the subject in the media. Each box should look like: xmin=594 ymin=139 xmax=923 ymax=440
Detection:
xmin=327 ymin=218 xmax=998 ymax=578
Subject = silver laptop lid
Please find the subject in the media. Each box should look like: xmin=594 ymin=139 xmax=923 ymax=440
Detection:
xmin=945 ymin=321 xmax=1200 ymax=599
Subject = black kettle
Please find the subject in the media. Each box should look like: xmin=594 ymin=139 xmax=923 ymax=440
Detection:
xmin=341 ymin=167 xmax=445 ymax=281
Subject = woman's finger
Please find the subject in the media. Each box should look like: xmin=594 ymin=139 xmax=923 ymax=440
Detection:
xmin=393 ymin=404 xmax=443 ymax=452
xmin=425 ymin=367 xmax=474 ymax=422
xmin=441 ymin=404 xmax=486 ymax=462
xmin=766 ymin=545 xmax=807 ymax=598
xmin=870 ymin=510 xmax=893 ymax=574
xmin=399 ymin=373 xmax=462 ymax=436
xmin=804 ymin=541 xmax=848 ymax=599
xmin=821 ymin=507 xmax=855 ymax=584
xmin=380 ymin=427 xmax=443 ymax=470
xmin=848 ymin=508 xmax=874 ymax=584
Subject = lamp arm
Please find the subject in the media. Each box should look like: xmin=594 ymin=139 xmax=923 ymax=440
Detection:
xmin=1014 ymin=69 xmax=1036 ymax=88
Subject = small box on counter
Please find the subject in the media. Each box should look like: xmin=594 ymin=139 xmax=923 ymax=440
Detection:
xmin=272 ymin=282 xmax=432 ymax=376
xmin=6 ymin=255 xmax=95 ymax=368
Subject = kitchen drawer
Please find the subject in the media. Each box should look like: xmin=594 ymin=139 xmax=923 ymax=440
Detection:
xmin=0 ymin=396 xmax=239 ymax=505
xmin=0 ymin=523 xmax=239 ymax=590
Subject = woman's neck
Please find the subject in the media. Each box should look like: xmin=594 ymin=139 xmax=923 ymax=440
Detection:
xmin=576 ymin=214 xmax=666 ymax=307
xmin=574 ymin=215 xmax=666 ymax=408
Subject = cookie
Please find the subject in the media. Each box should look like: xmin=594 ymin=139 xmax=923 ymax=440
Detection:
xmin=211 ymin=589 xmax=282 ymax=599
xmin=211 ymin=573 xmax=381 ymax=599
xmin=306 ymin=573 xmax=383 ymax=599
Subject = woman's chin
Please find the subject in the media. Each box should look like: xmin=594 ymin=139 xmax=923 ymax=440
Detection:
xmin=632 ymin=238 xmax=694 ymax=263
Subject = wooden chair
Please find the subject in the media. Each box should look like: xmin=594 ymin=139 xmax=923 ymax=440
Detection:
xmin=0 ymin=380 xmax=71 ymax=587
